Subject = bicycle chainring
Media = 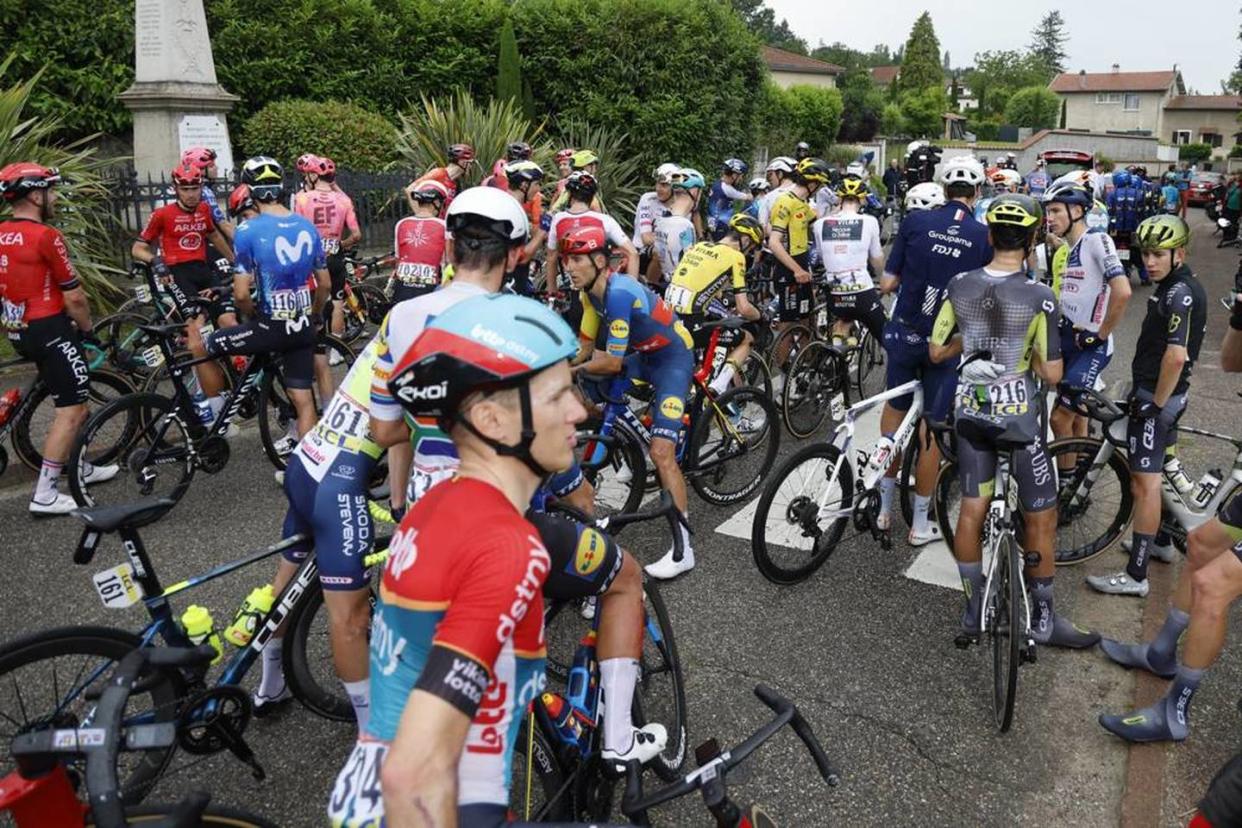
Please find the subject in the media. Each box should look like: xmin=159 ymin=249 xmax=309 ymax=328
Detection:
xmin=198 ymin=435 xmax=230 ymax=474
xmin=574 ymin=755 xmax=615 ymax=821
xmin=177 ymin=685 xmax=252 ymax=756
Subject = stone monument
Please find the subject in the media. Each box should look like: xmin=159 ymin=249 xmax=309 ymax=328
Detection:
xmin=118 ymin=0 xmax=240 ymax=181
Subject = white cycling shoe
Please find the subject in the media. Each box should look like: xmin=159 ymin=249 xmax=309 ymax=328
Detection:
xmin=328 ymin=350 xmax=345 ymax=367
xmin=1120 ymin=537 xmax=1177 ymax=564
xmin=81 ymin=462 xmax=120 ymax=485
xmin=645 ymin=547 xmax=695 ymax=580
xmin=1086 ymin=571 xmax=1150 ymax=597
xmin=907 ymin=524 xmax=942 ymax=548
xmin=613 ymin=461 xmax=634 ymax=484
xmin=29 ymin=491 xmax=77 ymax=516
xmin=602 ymin=724 xmax=668 ymax=769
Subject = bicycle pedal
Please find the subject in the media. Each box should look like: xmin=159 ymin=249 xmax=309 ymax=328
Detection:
xmin=954 ymin=632 xmax=979 ymax=650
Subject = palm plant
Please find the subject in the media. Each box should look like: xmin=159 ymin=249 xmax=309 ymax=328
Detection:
xmin=550 ymin=116 xmax=645 ymax=225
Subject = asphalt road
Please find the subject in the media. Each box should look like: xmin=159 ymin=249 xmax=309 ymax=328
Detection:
xmin=1 ymin=208 xmax=1241 ymax=827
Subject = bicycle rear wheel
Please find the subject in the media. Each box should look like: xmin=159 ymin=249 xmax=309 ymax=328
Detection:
xmin=854 ymin=330 xmax=884 ymax=398
xmin=740 ymin=351 xmax=773 ymax=401
xmin=989 ymin=533 xmax=1022 ymax=733
xmin=508 ymin=711 xmax=572 ymax=822
xmin=575 ymin=417 xmax=646 ymax=518
xmin=12 ymin=368 xmax=135 ymax=472
xmin=282 ymin=578 xmax=379 ymax=723
xmin=768 ymin=322 xmax=814 ymax=391
xmin=98 ymin=804 xmax=278 ymax=827
xmin=781 ymin=341 xmax=846 ymax=440
xmin=631 ymin=579 xmax=687 ymax=781
xmin=1047 ymin=437 xmax=1132 ymax=565
xmin=751 ymin=443 xmax=853 ymax=584
xmin=688 ymin=386 xmax=779 ymax=506
xmin=932 ymin=459 xmax=960 ymax=551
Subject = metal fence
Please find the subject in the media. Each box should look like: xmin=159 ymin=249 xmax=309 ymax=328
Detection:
xmin=102 ymin=166 xmax=414 ymax=262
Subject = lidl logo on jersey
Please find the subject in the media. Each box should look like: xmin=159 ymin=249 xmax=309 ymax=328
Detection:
xmin=275 ymin=230 xmax=316 ymax=265
xmin=609 ymin=319 xmax=629 ymax=340
xmin=572 ymin=528 xmax=608 ymax=577
xmin=659 ymin=395 xmax=684 ymax=420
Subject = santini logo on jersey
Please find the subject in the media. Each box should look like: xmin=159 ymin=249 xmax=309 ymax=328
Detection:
xmin=274 ymin=230 xmax=316 ymax=265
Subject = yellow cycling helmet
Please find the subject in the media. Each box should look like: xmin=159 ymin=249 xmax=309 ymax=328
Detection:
xmin=1134 ymin=214 xmax=1190 ymax=250
xmin=727 ymin=213 xmax=763 ymax=245
xmin=835 ymin=177 xmax=869 ymax=200
xmin=795 ymin=157 xmax=831 ymax=185
xmin=984 ymin=193 xmax=1042 ymax=228
xmin=571 ymin=149 xmax=599 ymax=169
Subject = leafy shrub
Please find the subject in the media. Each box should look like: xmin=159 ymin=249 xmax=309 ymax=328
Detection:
xmin=240 ymin=100 xmax=398 ymax=172
xmin=785 ymin=85 xmax=844 ymax=157
xmin=1178 ymin=143 xmax=1213 ymax=163
xmin=1229 ymin=145 xmax=1242 ymax=159
xmin=1003 ymin=86 xmax=1060 ymax=130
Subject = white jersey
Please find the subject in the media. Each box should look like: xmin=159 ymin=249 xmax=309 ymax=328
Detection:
xmin=653 ymin=213 xmax=696 ymax=281
xmin=1054 ymin=231 xmax=1125 ymax=332
xmin=758 ymin=183 xmax=792 ymax=229
xmin=811 ymin=211 xmax=882 ymax=294
xmin=811 ymin=187 xmax=837 ymax=218
xmin=632 ymin=191 xmax=668 ymax=248
xmin=545 ymin=210 xmax=628 ymax=253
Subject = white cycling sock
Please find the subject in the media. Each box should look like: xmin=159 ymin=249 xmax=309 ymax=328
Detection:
xmin=343 ymin=678 xmax=371 ymax=734
xmin=35 ymin=459 xmax=63 ymax=502
xmin=709 ymin=363 xmax=737 ymax=396
xmin=600 ymin=657 xmax=640 ymax=753
xmin=207 ymin=396 xmax=225 ymax=420
xmin=913 ymin=494 xmax=931 ymax=534
xmin=258 ymin=638 xmax=285 ymax=698
xmin=879 ymin=477 xmax=896 ymax=515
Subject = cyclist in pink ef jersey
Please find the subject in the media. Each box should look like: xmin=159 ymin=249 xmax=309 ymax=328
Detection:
xmin=293 ymin=156 xmax=360 ymax=347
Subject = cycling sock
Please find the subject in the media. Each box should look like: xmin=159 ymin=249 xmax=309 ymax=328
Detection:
xmin=1126 ymin=532 xmax=1155 ymax=583
xmin=708 ymin=363 xmax=736 ymax=396
xmin=207 ymin=395 xmax=225 ymax=420
xmin=342 ymin=678 xmax=371 ymax=733
xmin=258 ymin=638 xmax=286 ymax=697
xmin=879 ymin=477 xmax=897 ymax=516
xmin=957 ymin=562 xmax=984 ymax=633
xmin=1028 ymin=576 xmax=1054 ymax=641
xmin=912 ymin=494 xmax=931 ymax=534
xmin=1099 ymin=665 xmax=1202 ymax=742
xmin=35 ymin=459 xmax=63 ymax=501
xmin=1150 ymin=606 xmax=1190 ymax=668
xmin=599 ymin=657 xmax=640 ymax=753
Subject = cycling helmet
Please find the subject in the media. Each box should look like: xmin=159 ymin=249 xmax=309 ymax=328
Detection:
xmin=794 ymin=141 xmax=811 ymax=160
xmin=171 ymin=163 xmax=204 ymax=188
xmin=295 ymin=153 xmax=320 ymax=173
xmin=990 ymin=168 xmax=1023 ymax=192
xmin=835 ymin=177 xmax=869 ymax=200
xmin=445 ymin=186 xmax=529 ymax=244
xmin=506 ymin=141 xmax=533 ymax=162
xmin=564 ymin=170 xmax=599 ymax=201
xmin=655 ymin=162 xmax=680 ymax=182
xmin=939 ymin=155 xmax=986 ymax=187
xmin=411 ymin=178 xmax=451 ymax=204
xmin=556 ymin=148 xmax=576 ymax=165
xmin=571 ymin=149 xmax=599 ymax=170
xmin=727 ymin=213 xmax=763 ymax=246
xmin=672 ymin=168 xmax=705 ymax=191
xmin=0 ymin=162 xmax=61 ymax=200
xmin=722 ymin=158 xmax=748 ymax=175
xmin=1135 ymin=214 xmax=1190 ymax=250
xmin=504 ymin=160 xmax=544 ymax=186
xmin=227 ymin=184 xmax=256 ymax=218
xmin=984 ymin=193 xmax=1042 ymax=229
xmin=748 ymin=177 xmax=770 ymax=195
xmin=905 ymin=182 xmax=946 ymax=211
xmin=240 ymin=156 xmax=285 ymax=202
xmin=1112 ymin=170 xmax=1132 ymax=189
xmin=309 ymin=156 xmax=335 ymax=177
xmin=558 ymin=225 xmax=610 ymax=259
xmin=1041 ymin=180 xmax=1093 ymax=208
xmin=446 ymin=144 xmax=476 ymax=164
xmin=766 ymin=156 xmax=795 ymax=175
xmin=795 ymin=157 xmax=832 ymax=185
xmin=180 ymin=146 xmax=217 ymax=171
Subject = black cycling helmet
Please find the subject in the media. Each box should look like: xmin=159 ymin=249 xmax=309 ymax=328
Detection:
xmin=795 ymin=157 xmax=832 ymax=186
xmin=506 ymin=141 xmax=533 ymax=162
xmin=794 ymin=141 xmax=811 ymax=160
xmin=564 ymin=170 xmax=599 ymax=202
xmin=240 ymin=156 xmax=284 ymax=203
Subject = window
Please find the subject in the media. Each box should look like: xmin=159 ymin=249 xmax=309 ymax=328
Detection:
xmin=1204 ymin=132 xmax=1223 ymax=148
xmin=1094 ymin=92 xmax=1122 ymax=104
xmin=1123 ymin=93 xmax=1140 ymax=111
xmin=1173 ymin=130 xmax=1192 ymax=145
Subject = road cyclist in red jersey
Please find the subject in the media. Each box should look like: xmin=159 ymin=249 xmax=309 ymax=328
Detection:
xmin=403 ymin=143 xmax=474 ymax=216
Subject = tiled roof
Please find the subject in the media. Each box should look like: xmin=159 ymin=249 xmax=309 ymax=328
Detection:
xmin=762 ymin=45 xmax=843 ymax=75
xmin=1165 ymin=95 xmax=1242 ymax=111
xmin=871 ymin=65 xmax=900 ymax=85
xmin=1050 ymin=70 xmax=1179 ymax=93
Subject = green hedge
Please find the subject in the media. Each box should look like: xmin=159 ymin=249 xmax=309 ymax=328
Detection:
xmin=240 ymin=100 xmax=399 ymax=171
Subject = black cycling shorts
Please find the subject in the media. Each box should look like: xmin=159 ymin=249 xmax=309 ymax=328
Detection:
xmin=528 ymin=510 xmax=624 ymax=601
xmin=169 ymin=260 xmax=233 ymax=321
xmin=773 ymin=262 xmax=812 ymax=323
xmin=203 ymin=317 xmax=316 ymax=390
xmin=957 ymin=432 xmax=1057 ymax=513
xmin=391 ymin=283 xmax=436 ymax=304
xmin=327 ymin=252 xmax=348 ymax=301
xmin=828 ymin=288 xmax=886 ymax=342
xmin=687 ymin=314 xmax=744 ymax=353
xmin=13 ymin=315 xmax=89 ymax=407
xmin=1127 ymin=387 xmax=1187 ymax=474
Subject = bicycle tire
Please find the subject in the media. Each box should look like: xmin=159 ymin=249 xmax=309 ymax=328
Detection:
xmin=0 ymin=626 xmax=182 ymax=806
xmin=12 ymin=368 xmax=136 ymax=472
xmin=94 ymin=804 xmax=279 ymax=827
xmin=141 ymin=353 xmax=237 ymax=420
xmin=257 ymin=367 xmax=300 ymax=472
xmin=768 ymin=322 xmax=815 ymax=386
xmin=95 ymin=311 xmax=163 ymax=381
xmin=631 ymin=579 xmax=688 ymax=781
xmin=740 ymin=350 xmax=773 ymax=401
xmin=932 ymin=459 xmax=960 ymax=551
xmin=990 ymin=533 xmax=1021 ymax=733
xmin=509 ymin=712 xmax=572 ymax=821
xmin=576 ymin=416 xmax=646 ymax=518
xmin=1047 ymin=437 xmax=1133 ymax=565
xmin=854 ymin=330 xmax=884 ymax=399
xmin=751 ymin=443 xmax=853 ymax=584
xmin=781 ymin=341 xmax=846 ymax=440
xmin=353 ymin=283 xmax=391 ymax=332
xmin=68 ymin=392 xmax=194 ymax=508
xmin=282 ymin=579 xmax=378 ymax=723
xmin=688 ymin=385 xmax=779 ymax=506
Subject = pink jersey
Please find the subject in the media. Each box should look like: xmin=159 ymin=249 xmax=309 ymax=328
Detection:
xmin=293 ymin=189 xmax=359 ymax=255
xmin=393 ymin=216 xmax=447 ymax=288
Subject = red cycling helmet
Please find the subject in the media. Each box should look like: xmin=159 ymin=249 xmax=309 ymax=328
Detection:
xmin=180 ymin=146 xmax=217 ymax=171
xmin=310 ymin=156 xmax=336 ymax=176
xmin=559 ymin=225 xmax=609 ymax=259
xmin=555 ymin=148 xmax=575 ymax=165
xmin=411 ymin=178 xmax=451 ymax=204
xmin=295 ymin=153 xmax=320 ymax=174
xmin=446 ymin=144 xmax=476 ymax=164
xmin=0 ymin=162 xmax=61 ymax=200
xmin=171 ymin=163 xmax=204 ymax=187
xmin=227 ymin=184 xmax=256 ymax=218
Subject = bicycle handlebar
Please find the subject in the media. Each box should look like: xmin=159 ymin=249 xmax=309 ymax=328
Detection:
xmin=549 ymin=489 xmax=689 ymax=565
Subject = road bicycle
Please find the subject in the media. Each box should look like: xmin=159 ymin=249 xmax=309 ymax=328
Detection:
xmin=0 ymin=496 xmax=382 ymax=804
xmin=339 ymin=253 xmax=394 ymax=343
xmin=1 ymin=644 xmax=276 ymax=827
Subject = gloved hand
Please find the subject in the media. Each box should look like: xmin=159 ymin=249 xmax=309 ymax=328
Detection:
xmin=79 ymin=330 xmax=103 ymax=351
xmin=151 ymin=258 xmax=170 ymax=281
xmin=1074 ymin=330 xmax=1103 ymax=350
xmin=960 ymin=358 xmax=1006 ymax=384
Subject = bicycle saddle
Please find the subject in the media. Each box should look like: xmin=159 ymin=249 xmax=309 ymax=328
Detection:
xmin=72 ymin=497 xmax=177 ymax=533
xmin=135 ymin=322 xmax=187 ymax=339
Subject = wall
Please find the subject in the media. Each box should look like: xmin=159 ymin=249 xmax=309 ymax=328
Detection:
xmin=935 ymin=130 xmax=1165 ymax=174
xmin=769 ymin=70 xmax=837 ymax=90
xmin=1163 ymin=109 xmax=1241 ymax=159
xmin=1060 ymin=90 xmax=1168 ymax=135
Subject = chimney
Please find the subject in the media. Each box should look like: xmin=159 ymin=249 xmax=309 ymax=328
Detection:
xmin=1079 ymin=69 xmax=1086 ymax=89
xmin=1111 ymin=64 xmax=1120 ymax=73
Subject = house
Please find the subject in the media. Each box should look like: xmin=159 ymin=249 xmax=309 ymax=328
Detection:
xmin=1049 ymin=66 xmax=1184 ymax=137
xmin=871 ymin=65 xmax=900 ymax=90
xmin=762 ymin=45 xmax=842 ymax=90
xmin=1163 ymin=95 xmax=1242 ymax=159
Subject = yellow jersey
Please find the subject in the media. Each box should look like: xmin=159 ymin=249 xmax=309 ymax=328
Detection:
xmin=769 ymin=190 xmax=812 ymax=259
xmin=664 ymin=242 xmax=747 ymax=316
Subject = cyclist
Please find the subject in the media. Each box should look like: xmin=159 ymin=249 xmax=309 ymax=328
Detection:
xmin=180 ymin=146 xmax=233 ymax=242
xmin=633 ymin=163 xmax=679 ymax=282
xmin=328 ymin=293 xmax=585 ymax=828
xmin=483 ymin=140 xmax=533 ymax=189
xmin=391 ymin=179 xmax=449 ymax=303
xmin=293 ymin=156 xmax=361 ymax=354
xmin=706 ymin=158 xmax=753 ymax=240
xmin=202 ymin=156 xmax=329 ymax=440
xmin=0 ymin=162 xmax=117 ymax=515
xmin=131 ymin=162 xmax=236 ymax=427
xmin=1043 ymin=179 xmax=1131 ymax=451
xmin=904 ymin=181 xmax=947 ymax=213
xmin=550 ymin=149 xmax=604 ymax=213
xmin=768 ymin=158 xmax=830 ymax=357
xmin=555 ymin=147 xmax=575 ymax=179
xmin=1026 ymin=158 xmax=1051 ymax=198
xmin=757 ymin=156 xmax=796 ymax=231
xmin=665 ymin=213 xmax=766 ymax=396
xmin=810 ymin=176 xmax=886 ymax=347
xmin=227 ymin=184 xmax=259 ymax=224
xmin=928 ymin=194 xmax=1098 ymax=649
xmin=563 ymin=226 xmax=697 ymax=579
xmin=744 ymin=176 xmax=770 ymax=219
xmin=1088 ymin=215 xmax=1207 ymax=599
xmin=794 ymin=141 xmax=812 ymax=161
xmin=652 ymin=169 xmax=703 ymax=287
xmin=876 ymin=154 xmax=991 ymax=545
xmin=546 ymin=171 xmax=638 ymax=278
xmin=1095 ymin=216 xmax=1224 ymax=744
xmin=503 ymin=160 xmax=547 ymax=295
xmin=403 ymin=143 xmax=473 ymax=215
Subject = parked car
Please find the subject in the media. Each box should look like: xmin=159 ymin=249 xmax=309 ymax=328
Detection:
xmin=1188 ymin=172 xmax=1226 ymax=206
xmin=1037 ymin=149 xmax=1094 ymax=180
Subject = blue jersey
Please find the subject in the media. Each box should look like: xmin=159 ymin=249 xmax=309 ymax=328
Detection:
xmin=885 ymin=202 xmax=992 ymax=336
xmin=706 ymin=180 xmax=743 ymax=232
xmin=579 ymin=273 xmax=694 ymax=358
xmin=1162 ymin=184 xmax=1180 ymax=212
xmin=232 ymin=212 xmax=325 ymax=321
xmin=1107 ymin=185 xmax=1144 ymax=233
xmin=200 ymin=185 xmax=226 ymax=226
xmin=1026 ymin=170 xmax=1051 ymax=197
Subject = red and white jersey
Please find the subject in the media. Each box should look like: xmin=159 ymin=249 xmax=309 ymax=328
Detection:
xmin=545 ymin=209 xmax=628 ymax=253
xmin=138 ymin=201 xmax=215 ymax=266
xmin=392 ymin=216 xmax=447 ymax=288
xmin=0 ymin=219 xmax=79 ymax=331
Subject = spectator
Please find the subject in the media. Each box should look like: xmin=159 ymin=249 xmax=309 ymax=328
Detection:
xmin=1026 ymin=158 xmax=1050 ymax=198
xmin=1222 ymin=172 xmax=1242 ymax=247
xmin=883 ymin=159 xmax=903 ymax=209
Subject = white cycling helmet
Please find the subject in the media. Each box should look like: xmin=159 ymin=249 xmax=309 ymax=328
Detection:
xmin=906 ymin=139 xmax=929 ymax=156
xmin=766 ymin=156 xmax=796 ymax=174
xmin=992 ymin=168 xmax=1023 ymax=191
xmin=445 ymin=186 xmax=530 ymax=244
xmin=748 ymin=176 xmax=770 ymax=193
xmin=655 ymin=162 xmax=680 ymax=182
xmin=905 ymin=182 xmax=946 ymax=211
xmin=939 ymin=155 xmax=986 ymax=187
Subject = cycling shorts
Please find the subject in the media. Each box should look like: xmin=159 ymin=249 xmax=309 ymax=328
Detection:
xmin=882 ymin=320 xmax=954 ymax=420
xmin=686 ymin=315 xmax=744 ymax=354
xmin=204 ymin=317 xmax=316 ymax=389
xmin=528 ymin=510 xmax=624 ymax=601
xmin=622 ymin=348 xmax=694 ymax=442
xmin=773 ymin=261 xmax=812 ymax=323
xmin=170 ymin=260 xmax=233 ymax=321
xmin=12 ymin=314 xmax=89 ymax=407
xmin=828 ymin=288 xmax=886 ymax=343
xmin=1127 ymin=386 xmax=1188 ymax=474
xmin=281 ymin=453 xmax=375 ymax=591
xmin=391 ymin=282 xmax=437 ymax=304
xmin=1218 ymin=488 xmax=1242 ymax=547
xmin=957 ymin=432 xmax=1057 ymax=512
xmin=1056 ymin=325 xmax=1111 ymax=410
xmin=327 ymin=251 xmax=348 ymax=301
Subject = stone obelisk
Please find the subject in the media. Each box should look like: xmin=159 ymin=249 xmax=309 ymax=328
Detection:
xmin=118 ymin=0 xmax=240 ymax=181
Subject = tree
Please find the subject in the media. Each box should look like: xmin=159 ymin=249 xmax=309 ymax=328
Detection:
xmin=836 ymin=68 xmax=885 ymax=141
xmin=1224 ymin=9 xmax=1242 ymax=93
xmin=1028 ymin=10 xmax=1068 ymax=79
xmin=241 ymin=100 xmax=398 ymax=171
xmin=786 ymin=84 xmax=845 ymax=155
xmin=897 ymin=12 xmax=943 ymax=94
xmin=1003 ymin=85 xmax=1061 ymax=129
xmin=495 ymin=18 xmax=522 ymax=104
xmin=899 ymin=87 xmax=948 ymax=138
xmin=943 ymin=51 xmax=951 ymax=72
xmin=730 ymin=0 xmax=807 ymax=54
xmin=812 ymin=41 xmax=898 ymax=71
xmin=966 ymin=49 xmax=1049 ymax=117
xmin=880 ymin=103 xmax=906 ymax=136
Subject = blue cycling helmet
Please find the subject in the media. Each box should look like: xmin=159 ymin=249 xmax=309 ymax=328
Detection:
xmin=722 ymin=158 xmax=748 ymax=175
xmin=672 ymin=168 xmax=705 ymax=191
xmin=1112 ymin=170 xmax=1131 ymax=189
xmin=1041 ymin=180 xmax=1093 ymax=207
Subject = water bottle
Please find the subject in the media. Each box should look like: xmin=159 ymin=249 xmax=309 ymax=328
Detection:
xmin=565 ymin=631 xmax=598 ymax=715
xmin=0 ymin=388 xmax=22 ymax=428
xmin=1193 ymin=470 xmax=1223 ymax=508
xmin=869 ymin=435 xmax=896 ymax=472
xmin=180 ymin=605 xmax=223 ymax=664
xmin=1163 ymin=455 xmax=1194 ymax=496
xmin=541 ymin=692 xmax=583 ymax=746
xmin=223 ymin=585 xmax=275 ymax=647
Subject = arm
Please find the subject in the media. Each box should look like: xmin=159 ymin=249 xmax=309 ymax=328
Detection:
xmin=733 ymin=291 xmax=761 ymax=321
xmin=232 ymin=271 xmax=254 ymax=317
xmin=206 ymin=228 xmax=234 ymax=264
xmin=523 ymin=226 xmax=546 ymax=263
xmin=720 ymin=181 xmax=752 ymax=202
xmin=879 ymin=223 xmax=905 ymax=295
xmin=311 ymin=267 xmax=331 ymax=317
xmin=1096 ymin=274 xmax=1130 ymax=340
xmin=767 ymin=228 xmax=802 ymax=276
xmin=341 ymin=204 xmax=363 ymax=250
xmin=131 ymin=239 xmax=156 ymax=264
xmin=1152 ymin=285 xmax=1194 ymax=406
xmin=1152 ymin=346 xmax=1187 ymax=407
xmin=573 ymin=349 xmax=625 ymax=376
xmin=43 ymin=231 xmax=91 ymax=333
xmin=382 ymin=689 xmax=472 ymax=827
xmin=620 ymin=239 xmax=640 ymax=277
xmin=61 ymin=286 xmax=94 ymax=334
xmin=928 ymin=297 xmax=961 ymax=363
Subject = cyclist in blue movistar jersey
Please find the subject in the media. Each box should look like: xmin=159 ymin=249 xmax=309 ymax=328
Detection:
xmin=876 ymin=153 xmax=992 ymax=545
xmin=707 ymin=158 xmax=753 ymax=241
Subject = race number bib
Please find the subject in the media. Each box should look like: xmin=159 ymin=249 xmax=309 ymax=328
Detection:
xmin=664 ymin=284 xmax=696 ymax=315
xmin=328 ymin=741 xmax=386 ymax=827
xmin=323 ymin=237 xmax=341 ymax=256
xmin=971 ymin=378 xmax=1029 ymax=415
xmin=268 ymin=287 xmax=312 ymax=321
xmin=396 ymin=261 xmax=438 ymax=287
xmin=92 ymin=563 xmax=143 ymax=609
xmin=2 ymin=298 xmax=26 ymax=336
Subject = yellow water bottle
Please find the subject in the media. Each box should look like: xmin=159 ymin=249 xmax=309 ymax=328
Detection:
xmin=223 ymin=585 xmax=275 ymax=647
xmin=180 ymin=605 xmax=223 ymax=664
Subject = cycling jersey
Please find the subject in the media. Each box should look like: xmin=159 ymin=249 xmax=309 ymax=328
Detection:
xmin=665 ymin=241 xmax=747 ymax=316
xmin=1050 ymin=231 xmax=1125 ymax=331
xmin=0 ymin=219 xmax=79 ymax=332
xmin=706 ymin=179 xmax=747 ymax=235
xmin=200 ymin=185 xmax=226 ymax=226
xmin=1026 ymin=170 xmax=1051 ymax=197
xmin=546 ymin=209 xmax=628 ymax=255
xmin=138 ymin=201 xmax=216 ymax=266
xmin=653 ymin=213 xmax=696 ymax=282
xmin=292 ymin=189 xmax=359 ymax=256
xmin=757 ymin=184 xmax=791 ymax=229
xmin=632 ymin=191 xmax=667 ymax=248
xmin=413 ymin=168 xmax=459 ymax=216
xmin=769 ymin=190 xmax=812 ymax=258
xmin=392 ymin=215 xmax=446 ymax=293
xmin=810 ymin=212 xmax=881 ymax=294
xmin=1132 ymin=264 xmax=1206 ymax=395
xmin=885 ymin=201 xmax=992 ymax=337
xmin=329 ymin=477 xmax=548 ymax=825
xmin=231 ymin=212 xmax=325 ymax=321
xmin=811 ymin=187 xmax=837 ymax=218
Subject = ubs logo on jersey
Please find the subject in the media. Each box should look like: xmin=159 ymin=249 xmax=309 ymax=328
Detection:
xmin=275 ymin=230 xmax=316 ymax=265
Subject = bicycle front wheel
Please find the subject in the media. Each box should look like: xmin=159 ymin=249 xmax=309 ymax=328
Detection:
xmin=1047 ymin=437 xmax=1132 ymax=565
xmin=751 ymin=443 xmax=853 ymax=584
xmin=781 ymin=341 xmax=846 ymax=440
xmin=575 ymin=417 xmax=647 ymax=518
xmin=283 ymin=578 xmax=377 ymax=723
xmin=688 ymin=385 xmax=779 ymax=506
xmin=631 ymin=578 xmax=687 ymax=781
xmin=12 ymin=368 xmax=136 ymax=472
xmin=97 ymin=804 xmax=279 ymax=827
xmin=989 ymin=533 xmax=1022 ymax=733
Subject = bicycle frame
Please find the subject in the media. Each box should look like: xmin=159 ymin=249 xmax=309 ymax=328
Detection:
xmin=831 ymin=379 xmax=923 ymax=493
xmin=980 ymin=451 xmax=1033 ymax=639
